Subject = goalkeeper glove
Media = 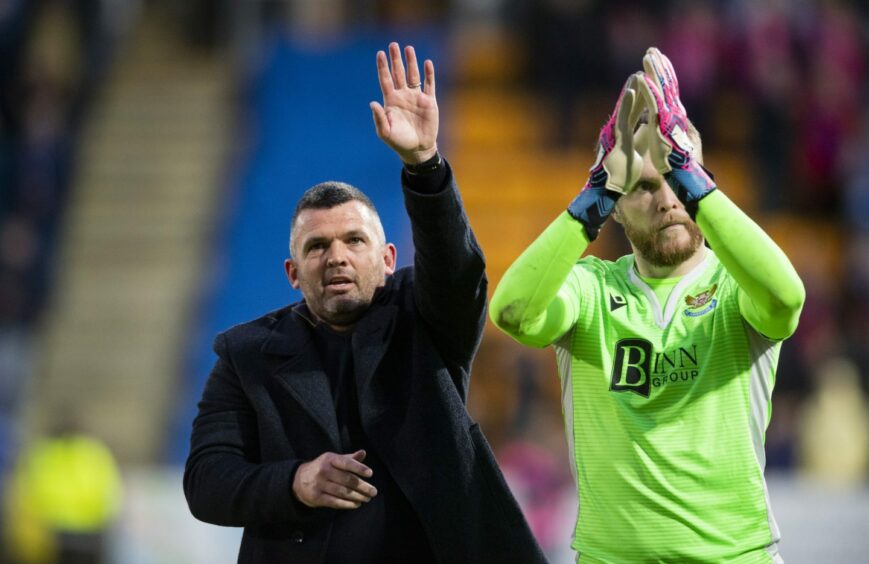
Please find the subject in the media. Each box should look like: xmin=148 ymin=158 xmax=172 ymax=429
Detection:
xmin=637 ymin=47 xmax=716 ymax=210
xmin=568 ymin=72 xmax=644 ymax=240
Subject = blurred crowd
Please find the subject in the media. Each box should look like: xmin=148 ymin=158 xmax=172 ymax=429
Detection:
xmin=0 ymin=1 xmax=117 ymax=561
xmin=519 ymin=0 xmax=867 ymax=217
xmin=0 ymin=0 xmax=88 ymax=500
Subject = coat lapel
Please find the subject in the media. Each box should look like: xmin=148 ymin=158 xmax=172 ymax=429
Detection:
xmin=261 ymin=307 xmax=341 ymax=451
xmin=352 ymin=304 xmax=399 ymax=419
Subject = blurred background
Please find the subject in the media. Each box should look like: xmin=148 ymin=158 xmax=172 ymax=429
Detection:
xmin=0 ymin=0 xmax=867 ymax=562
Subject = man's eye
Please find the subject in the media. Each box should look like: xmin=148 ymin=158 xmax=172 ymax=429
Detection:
xmin=636 ymin=181 xmax=654 ymax=191
xmin=349 ymin=237 xmax=364 ymax=244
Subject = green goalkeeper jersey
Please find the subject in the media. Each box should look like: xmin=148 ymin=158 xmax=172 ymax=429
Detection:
xmin=557 ymin=250 xmax=780 ymax=562
xmin=491 ymin=191 xmax=804 ymax=563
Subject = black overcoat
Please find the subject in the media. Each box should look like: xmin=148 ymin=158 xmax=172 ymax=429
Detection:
xmin=183 ymin=165 xmax=547 ymax=563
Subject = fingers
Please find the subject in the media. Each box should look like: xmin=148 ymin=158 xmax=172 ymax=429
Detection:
xmin=308 ymin=468 xmax=376 ymax=509
xmin=404 ymin=45 xmax=421 ymax=88
xmin=646 ymin=48 xmax=668 ymax=89
xmin=642 ymin=49 xmax=661 ymax=91
xmin=643 ymin=50 xmax=668 ymax=110
xmin=389 ymin=42 xmax=407 ymax=89
xmin=636 ymin=78 xmax=663 ymax=133
xmin=627 ymin=75 xmax=646 ymax=131
xmin=600 ymin=74 xmax=637 ymax=150
xmin=656 ymin=49 xmax=680 ymax=95
xmin=637 ymin=73 xmax=664 ymax=116
xmin=322 ymin=474 xmax=377 ymax=504
xmin=611 ymin=81 xmax=645 ymax=193
xmin=634 ymin=74 xmax=674 ymax=174
xmin=323 ymin=453 xmax=377 ymax=504
xmin=615 ymin=81 xmax=637 ymax=135
xmin=379 ymin=42 xmax=432 ymax=95
xmin=645 ymin=48 xmax=685 ymax=114
xmin=613 ymin=71 xmax=644 ymax=123
xmin=423 ymin=59 xmax=435 ymax=97
xmin=658 ymin=51 xmax=686 ymax=113
xmin=615 ymin=74 xmax=638 ymax=129
xmin=317 ymin=493 xmax=366 ymax=510
xmin=333 ymin=449 xmax=373 ymax=478
xmin=369 ymin=101 xmax=389 ymax=140
xmin=657 ymin=53 xmax=678 ymax=107
xmin=293 ymin=452 xmax=378 ymax=510
xmin=375 ymin=50 xmax=393 ymax=97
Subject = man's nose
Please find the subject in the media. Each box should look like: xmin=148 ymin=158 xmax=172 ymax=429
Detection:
xmin=325 ymin=242 xmax=348 ymax=266
xmin=656 ymin=182 xmax=682 ymax=212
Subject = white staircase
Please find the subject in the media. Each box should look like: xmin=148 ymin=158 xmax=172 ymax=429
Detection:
xmin=31 ymin=10 xmax=232 ymax=464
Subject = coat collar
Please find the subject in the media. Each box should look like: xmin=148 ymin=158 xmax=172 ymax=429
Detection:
xmin=350 ymin=304 xmax=399 ymax=415
xmin=260 ymin=294 xmax=399 ymax=449
xmin=260 ymin=276 xmax=397 ymax=356
xmin=261 ymin=306 xmax=341 ymax=449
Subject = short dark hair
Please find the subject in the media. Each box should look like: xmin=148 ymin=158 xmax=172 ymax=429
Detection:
xmin=289 ymin=181 xmax=383 ymax=256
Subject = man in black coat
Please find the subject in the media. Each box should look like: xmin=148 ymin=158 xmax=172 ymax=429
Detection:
xmin=183 ymin=42 xmax=547 ymax=563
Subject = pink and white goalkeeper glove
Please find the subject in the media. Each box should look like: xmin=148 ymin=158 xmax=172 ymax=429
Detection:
xmin=637 ymin=47 xmax=716 ymax=208
xmin=568 ymin=72 xmax=644 ymax=240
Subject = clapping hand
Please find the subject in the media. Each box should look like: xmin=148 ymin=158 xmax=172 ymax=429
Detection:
xmin=637 ymin=47 xmax=716 ymax=207
xmin=567 ymin=72 xmax=645 ymax=240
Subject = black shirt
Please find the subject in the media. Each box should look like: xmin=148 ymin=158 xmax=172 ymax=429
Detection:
xmin=310 ymin=322 xmax=435 ymax=563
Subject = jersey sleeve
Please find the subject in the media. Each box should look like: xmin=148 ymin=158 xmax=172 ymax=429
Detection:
xmin=696 ymin=190 xmax=805 ymax=340
xmin=490 ymin=212 xmax=590 ymax=348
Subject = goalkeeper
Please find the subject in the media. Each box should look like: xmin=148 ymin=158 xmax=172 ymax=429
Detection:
xmin=490 ymin=48 xmax=805 ymax=563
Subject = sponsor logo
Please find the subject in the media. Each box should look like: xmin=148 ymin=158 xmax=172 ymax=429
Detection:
xmin=610 ymin=339 xmax=652 ymax=397
xmin=609 ymin=294 xmax=627 ymax=312
xmin=611 ymin=339 xmax=700 ymax=398
xmin=684 ymin=284 xmax=718 ymax=318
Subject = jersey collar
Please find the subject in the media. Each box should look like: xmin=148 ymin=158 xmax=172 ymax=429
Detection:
xmin=627 ymin=251 xmax=711 ymax=329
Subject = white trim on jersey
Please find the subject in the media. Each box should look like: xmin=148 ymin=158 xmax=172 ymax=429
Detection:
xmin=746 ymin=321 xmax=783 ymax=556
xmin=626 ymin=251 xmax=710 ymax=329
xmin=555 ymin=328 xmax=580 ymax=548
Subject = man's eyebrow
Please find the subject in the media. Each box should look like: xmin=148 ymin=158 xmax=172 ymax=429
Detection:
xmin=301 ymin=235 xmax=329 ymax=251
xmin=301 ymin=229 xmax=369 ymax=251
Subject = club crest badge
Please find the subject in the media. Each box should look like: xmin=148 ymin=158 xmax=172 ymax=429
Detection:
xmin=684 ymin=284 xmax=718 ymax=317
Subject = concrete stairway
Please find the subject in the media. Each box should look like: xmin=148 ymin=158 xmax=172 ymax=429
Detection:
xmin=31 ymin=10 xmax=232 ymax=464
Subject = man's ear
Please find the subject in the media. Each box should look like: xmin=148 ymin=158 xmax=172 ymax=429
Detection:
xmin=383 ymin=243 xmax=397 ymax=275
xmin=284 ymin=258 xmax=300 ymax=289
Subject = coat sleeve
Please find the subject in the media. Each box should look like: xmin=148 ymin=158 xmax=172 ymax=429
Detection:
xmin=183 ymin=332 xmax=313 ymax=527
xmin=401 ymin=160 xmax=487 ymax=367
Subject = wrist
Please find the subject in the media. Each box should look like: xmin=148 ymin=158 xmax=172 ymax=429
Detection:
xmin=401 ymin=144 xmax=438 ymax=165
xmin=290 ymin=462 xmax=313 ymax=508
xmin=403 ymin=151 xmax=442 ymax=175
xmin=567 ymin=187 xmax=621 ymax=241
xmin=666 ymin=162 xmax=716 ymax=204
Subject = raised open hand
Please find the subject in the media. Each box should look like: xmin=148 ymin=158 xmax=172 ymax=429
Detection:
xmin=370 ymin=42 xmax=439 ymax=165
